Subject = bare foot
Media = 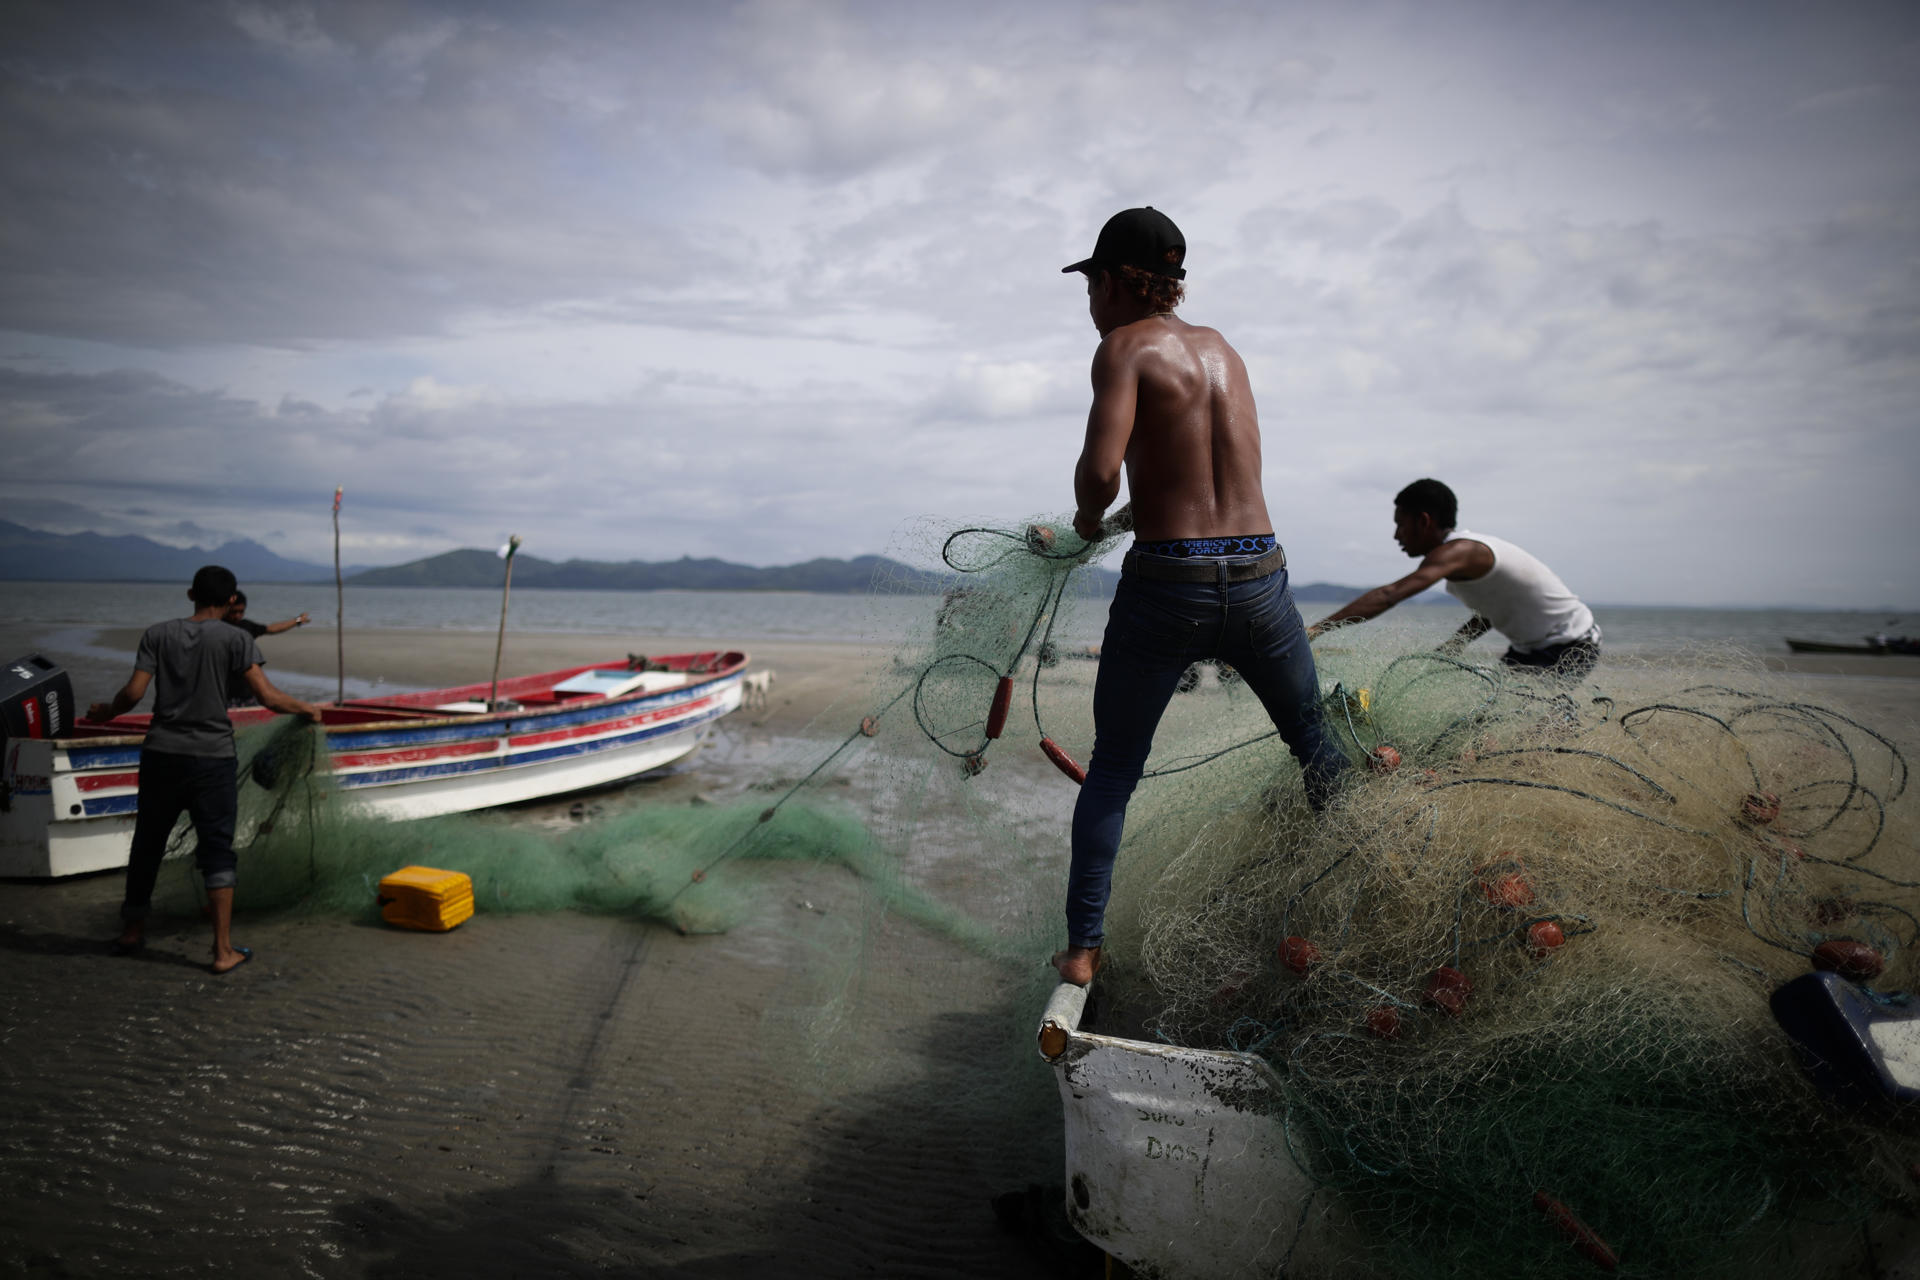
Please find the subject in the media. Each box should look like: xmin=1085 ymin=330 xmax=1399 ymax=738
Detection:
xmin=1051 ymin=945 xmax=1102 ymax=986
xmin=210 ymin=945 xmax=254 ymax=975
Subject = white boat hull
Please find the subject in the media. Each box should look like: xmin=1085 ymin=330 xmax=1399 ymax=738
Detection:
xmin=336 ymin=707 xmax=724 ymax=822
xmin=1 ymin=660 xmax=744 ymax=879
xmin=1036 ymin=982 xmax=1326 ymax=1279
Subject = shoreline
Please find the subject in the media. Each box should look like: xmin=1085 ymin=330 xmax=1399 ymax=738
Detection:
xmin=69 ymin=621 xmax=1920 ymax=691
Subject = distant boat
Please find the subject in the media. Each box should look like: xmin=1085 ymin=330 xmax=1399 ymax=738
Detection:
xmin=2 ymin=652 xmax=747 ymax=879
xmin=1783 ymin=637 xmax=1920 ymax=656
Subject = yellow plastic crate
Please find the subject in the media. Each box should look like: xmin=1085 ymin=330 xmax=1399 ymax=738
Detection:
xmin=376 ymin=865 xmax=475 ymax=932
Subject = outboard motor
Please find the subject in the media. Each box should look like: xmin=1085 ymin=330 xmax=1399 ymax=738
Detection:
xmin=0 ymin=653 xmax=76 ymax=761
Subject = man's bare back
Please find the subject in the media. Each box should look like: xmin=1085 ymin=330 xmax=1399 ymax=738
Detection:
xmin=1072 ymin=293 xmax=1272 ymax=542
xmin=1053 ymin=207 xmax=1347 ymax=988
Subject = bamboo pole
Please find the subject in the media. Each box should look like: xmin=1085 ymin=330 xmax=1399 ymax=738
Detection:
xmin=489 ymin=534 xmax=522 ymax=710
xmin=332 ymin=486 xmax=344 ymax=705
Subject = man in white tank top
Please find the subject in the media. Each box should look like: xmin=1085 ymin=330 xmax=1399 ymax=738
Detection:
xmin=1309 ymin=479 xmax=1600 ymax=678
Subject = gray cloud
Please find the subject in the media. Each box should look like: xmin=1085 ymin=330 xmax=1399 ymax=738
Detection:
xmin=1 ymin=0 xmax=1916 ymax=606
xmin=3 ymin=1 xmax=731 ymax=345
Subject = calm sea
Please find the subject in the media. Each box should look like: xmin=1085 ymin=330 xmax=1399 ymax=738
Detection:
xmin=1 ymin=580 xmax=1913 ymax=699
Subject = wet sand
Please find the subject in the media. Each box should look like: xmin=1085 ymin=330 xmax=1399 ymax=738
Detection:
xmin=5 ymin=629 xmax=1919 ymax=1278
xmin=1 ymin=632 xmax=1081 ymax=1279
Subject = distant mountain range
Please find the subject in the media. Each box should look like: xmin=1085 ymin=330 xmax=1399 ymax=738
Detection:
xmin=0 ymin=519 xmax=1429 ymax=602
xmin=345 ymin=548 xmax=959 ymax=593
xmin=0 ymin=520 xmax=353 ymax=584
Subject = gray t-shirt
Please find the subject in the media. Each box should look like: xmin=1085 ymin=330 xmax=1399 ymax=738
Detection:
xmin=134 ymin=618 xmax=264 ymax=757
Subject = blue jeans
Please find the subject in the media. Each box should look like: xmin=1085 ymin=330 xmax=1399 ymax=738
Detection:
xmin=122 ymin=749 xmax=239 ymax=921
xmin=1065 ymin=562 xmax=1347 ymax=949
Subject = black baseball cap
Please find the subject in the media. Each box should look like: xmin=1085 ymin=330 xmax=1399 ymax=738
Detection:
xmin=1062 ymin=207 xmax=1187 ymax=280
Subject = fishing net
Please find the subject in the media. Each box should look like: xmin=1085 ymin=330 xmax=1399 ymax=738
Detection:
xmin=148 ymin=510 xmax=1919 ymax=1278
xmin=151 ymin=717 xmax=884 ymax=935
xmin=1099 ymin=646 xmax=1920 ymax=1278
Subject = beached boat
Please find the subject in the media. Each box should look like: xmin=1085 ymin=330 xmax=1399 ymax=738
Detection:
xmin=0 ymin=651 xmax=747 ymax=879
xmin=1035 ymin=981 xmax=1315 ymax=1278
xmin=1035 ymin=974 xmax=1920 ymax=1276
xmin=1784 ymin=636 xmax=1920 ymax=655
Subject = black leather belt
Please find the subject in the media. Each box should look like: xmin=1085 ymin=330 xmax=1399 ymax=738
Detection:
xmin=1122 ymin=544 xmax=1287 ymax=583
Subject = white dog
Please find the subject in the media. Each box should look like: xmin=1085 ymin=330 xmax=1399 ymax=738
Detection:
xmin=741 ymin=669 xmax=775 ymax=710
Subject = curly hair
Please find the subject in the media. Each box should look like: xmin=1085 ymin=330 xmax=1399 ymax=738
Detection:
xmin=1114 ymin=264 xmax=1185 ymax=312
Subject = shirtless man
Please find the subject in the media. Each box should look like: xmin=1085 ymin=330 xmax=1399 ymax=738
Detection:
xmin=86 ymin=565 xmax=324 ymax=974
xmin=1310 ymin=478 xmax=1600 ymax=678
xmin=1053 ymin=208 xmax=1348 ymax=985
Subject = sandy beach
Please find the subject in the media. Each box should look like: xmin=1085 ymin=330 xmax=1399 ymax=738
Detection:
xmin=4 ymin=626 xmax=1919 ymax=1278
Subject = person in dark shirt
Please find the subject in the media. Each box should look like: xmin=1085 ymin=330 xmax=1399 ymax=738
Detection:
xmin=221 ymin=591 xmax=310 ymax=706
xmin=85 ymin=565 xmax=323 ymax=974
xmin=223 ymin=590 xmax=310 ymax=638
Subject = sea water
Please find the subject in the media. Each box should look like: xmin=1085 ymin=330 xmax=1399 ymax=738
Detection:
xmin=5 ymin=580 xmax=1913 ymax=645
xmin=1 ymin=579 xmax=1914 ymax=702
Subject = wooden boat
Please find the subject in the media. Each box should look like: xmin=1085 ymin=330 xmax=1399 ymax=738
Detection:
xmin=1784 ymin=637 xmax=1920 ymax=656
xmin=0 ymin=651 xmax=747 ymax=879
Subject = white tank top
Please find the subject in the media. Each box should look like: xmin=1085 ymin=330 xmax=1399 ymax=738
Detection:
xmin=1443 ymin=529 xmax=1596 ymax=653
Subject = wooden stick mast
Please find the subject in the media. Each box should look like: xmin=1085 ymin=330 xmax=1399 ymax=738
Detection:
xmin=489 ymin=534 xmax=522 ymax=710
xmin=332 ymin=486 xmax=345 ymax=705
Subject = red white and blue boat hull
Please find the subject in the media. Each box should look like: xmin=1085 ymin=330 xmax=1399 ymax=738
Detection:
xmin=1 ymin=653 xmax=747 ymax=879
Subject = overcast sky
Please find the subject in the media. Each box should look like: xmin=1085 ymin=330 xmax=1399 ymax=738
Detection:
xmin=3 ymin=0 xmax=1916 ymax=606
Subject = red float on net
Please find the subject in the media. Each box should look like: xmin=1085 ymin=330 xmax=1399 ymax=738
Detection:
xmin=985 ymin=676 xmax=1013 ymax=739
xmin=1369 ymin=745 xmax=1401 ymax=772
xmin=1279 ymin=936 xmax=1322 ymax=976
xmin=1424 ymin=966 xmax=1473 ymax=1015
xmin=1526 ymin=920 xmax=1566 ymax=958
xmin=1366 ymin=1006 xmax=1401 ymax=1039
xmin=1812 ymin=938 xmax=1884 ymax=983
xmin=1040 ymin=737 xmax=1086 ymax=784
xmin=1479 ymin=857 xmax=1535 ymax=910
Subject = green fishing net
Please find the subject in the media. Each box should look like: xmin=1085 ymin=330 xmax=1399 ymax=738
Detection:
xmin=156 ymin=729 xmax=846 ymax=934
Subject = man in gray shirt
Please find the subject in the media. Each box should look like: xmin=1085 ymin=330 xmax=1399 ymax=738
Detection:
xmin=86 ymin=565 xmax=323 ymax=973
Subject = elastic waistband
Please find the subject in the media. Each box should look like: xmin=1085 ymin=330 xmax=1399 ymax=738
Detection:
xmin=1132 ymin=533 xmax=1276 ymax=559
xmin=1123 ymin=544 xmax=1287 ymax=583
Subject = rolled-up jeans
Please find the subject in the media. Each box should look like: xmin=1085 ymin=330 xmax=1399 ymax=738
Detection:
xmin=1065 ymin=560 xmax=1347 ymax=949
xmin=121 ymin=749 xmax=239 ymax=921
